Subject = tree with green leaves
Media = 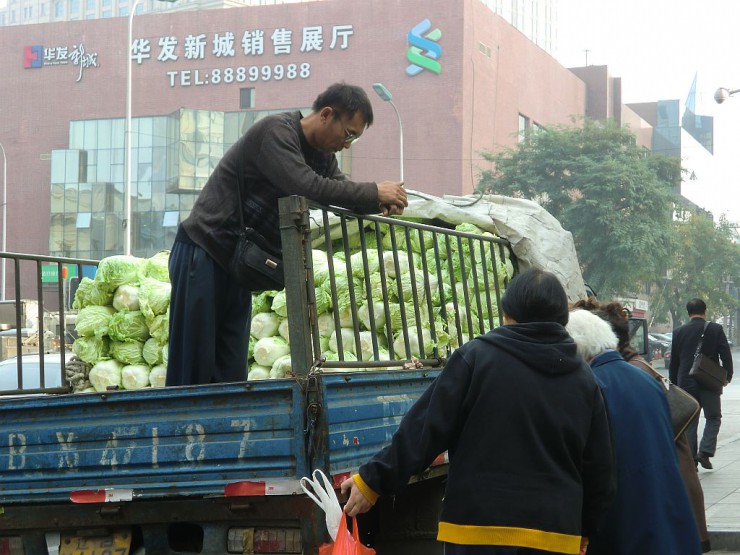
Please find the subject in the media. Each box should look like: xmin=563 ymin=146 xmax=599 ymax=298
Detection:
xmin=477 ymin=118 xmax=678 ymax=298
xmin=650 ymin=213 xmax=740 ymax=330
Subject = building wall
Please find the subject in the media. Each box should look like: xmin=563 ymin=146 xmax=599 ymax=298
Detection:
xmin=463 ymin=0 xmax=585 ymax=192
xmin=0 ymin=0 xmax=585 ymax=260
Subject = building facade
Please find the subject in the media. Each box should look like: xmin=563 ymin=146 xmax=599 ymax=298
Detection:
xmin=0 ymin=0 xmax=317 ymax=26
xmin=0 ymin=0 xmax=586 ymax=263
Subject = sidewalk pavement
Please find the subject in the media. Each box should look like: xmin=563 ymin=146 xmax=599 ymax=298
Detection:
xmin=697 ymin=346 xmax=740 ymax=553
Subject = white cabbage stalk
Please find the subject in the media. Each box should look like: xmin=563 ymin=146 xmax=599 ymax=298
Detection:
xmin=349 ymin=249 xmax=380 ymax=279
xmin=383 ymin=250 xmax=409 ymax=278
xmin=278 ymin=318 xmax=290 ymax=342
xmin=357 ymin=330 xmax=387 ymax=361
xmin=319 ymin=335 xmax=331 ymax=353
xmin=317 ymin=313 xmax=336 ymax=338
xmin=113 ymin=284 xmax=141 ymax=311
xmin=337 ymin=306 xmax=354 ymax=328
xmin=248 ymin=364 xmax=271 ymax=381
xmin=358 ymin=301 xmax=386 ymax=331
xmin=271 ymin=291 xmax=288 ymax=317
xmin=251 ymin=312 xmax=280 ymax=339
xmin=270 ymin=355 xmax=292 ymax=379
xmin=149 ymin=365 xmax=167 ymax=388
xmin=253 ymin=337 xmax=290 ymax=367
xmin=392 ymin=328 xmax=435 ymax=358
xmin=312 ymin=250 xmax=331 ymax=286
xmin=329 ymin=328 xmax=357 ymax=355
xmin=121 ymin=364 xmax=151 ymax=390
xmin=89 ymin=359 xmax=123 ymax=392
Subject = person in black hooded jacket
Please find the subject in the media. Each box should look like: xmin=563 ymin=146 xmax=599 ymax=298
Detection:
xmin=341 ymin=268 xmax=616 ymax=555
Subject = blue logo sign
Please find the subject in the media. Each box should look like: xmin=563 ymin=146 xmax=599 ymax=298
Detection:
xmin=406 ymin=19 xmax=442 ymax=76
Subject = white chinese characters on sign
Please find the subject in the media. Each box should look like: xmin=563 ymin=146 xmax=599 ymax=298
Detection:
xmin=39 ymin=42 xmax=99 ymax=82
xmin=130 ymin=24 xmax=354 ymax=88
xmin=132 ymin=24 xmax=354 ymax=64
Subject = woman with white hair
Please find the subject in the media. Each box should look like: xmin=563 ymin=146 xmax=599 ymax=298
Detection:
xmin=566 ymin=309 xmax=701 ymax=555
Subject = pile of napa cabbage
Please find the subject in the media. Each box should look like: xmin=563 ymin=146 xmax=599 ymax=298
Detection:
xmin=71 ymin=251 xmax=170 ymax=392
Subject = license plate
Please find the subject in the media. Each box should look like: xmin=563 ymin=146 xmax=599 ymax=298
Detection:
xmin=59 ymin=529 xmax=131 ymax=555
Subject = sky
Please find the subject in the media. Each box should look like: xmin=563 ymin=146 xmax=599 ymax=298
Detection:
xmin=554 ymin=0 xmax=740 ymax=225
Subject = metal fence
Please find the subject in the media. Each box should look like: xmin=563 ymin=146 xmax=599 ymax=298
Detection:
xmin=279 ymin=196 xmax=517 ymax=375
xmin=0 ymin=252 xmax=97 ymax=394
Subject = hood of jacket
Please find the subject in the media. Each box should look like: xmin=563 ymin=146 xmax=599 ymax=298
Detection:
xmin=477 ymin=322 xmax=584 ymax=377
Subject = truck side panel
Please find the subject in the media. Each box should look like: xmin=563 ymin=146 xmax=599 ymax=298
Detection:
xmin=0 ymin=381 xmax=307 ymax=504
xmin=320 ymin=370 xmax=441 ymax=474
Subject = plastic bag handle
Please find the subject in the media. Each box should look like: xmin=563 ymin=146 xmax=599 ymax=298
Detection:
xmin=351 ymin=516 xmax=361 ymax=543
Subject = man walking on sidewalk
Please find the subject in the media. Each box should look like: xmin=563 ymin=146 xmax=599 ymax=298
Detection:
xmin=670 ymin=298 xmax=734 ymax=469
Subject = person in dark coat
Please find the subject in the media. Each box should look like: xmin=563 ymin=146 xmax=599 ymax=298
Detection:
xmin=572 ymin=298 xmax=711 ymax=552
xmin=166 ymin=83 xmax=407 ymax=386
xmin=341 ymin=269 xmax=616 ymax=555
xmin=567 ymin=309 xmax=701 ymax=555
xmin=670 ymin=298 xmax=734 ymax=469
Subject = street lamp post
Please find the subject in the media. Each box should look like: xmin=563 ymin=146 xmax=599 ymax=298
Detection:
xmin=125 ymin=0 xmax=178 ymax=256
xmin=371 ymin=83 xmax=404 ymax=182
xmin=0 ymin=142 xmax=5 ymax=301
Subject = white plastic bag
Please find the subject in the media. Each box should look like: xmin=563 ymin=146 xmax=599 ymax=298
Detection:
xmin=300 ymin=469 xmax=342 ymax=541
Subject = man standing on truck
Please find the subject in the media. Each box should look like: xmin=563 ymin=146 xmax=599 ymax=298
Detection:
xmin=167 ymin=83 xmax=408 ymax=386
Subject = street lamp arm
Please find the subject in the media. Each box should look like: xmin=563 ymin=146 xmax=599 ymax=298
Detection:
xmin=387 ymin=100 xmax=404 ymax=182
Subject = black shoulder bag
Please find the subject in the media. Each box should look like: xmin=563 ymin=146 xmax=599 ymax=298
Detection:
xmin=688 ymin=321 xmax=728 ymax=393
xmin=228 ymin=164 xmax=285 ymax=292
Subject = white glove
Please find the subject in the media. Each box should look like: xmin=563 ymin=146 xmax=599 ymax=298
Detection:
xmin=300 ymin=469 xmax=342 ymax=541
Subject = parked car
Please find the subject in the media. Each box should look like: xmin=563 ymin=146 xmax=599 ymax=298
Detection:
xmin=651 ymin=332 xmax=673 ymax=345
xmin=0 ymin=353 xmax=71 ymax=392
xmin=647 ymin=333 xmax=671 ymax=363
xmin=648 ymin=333 xmax=674 ymax=369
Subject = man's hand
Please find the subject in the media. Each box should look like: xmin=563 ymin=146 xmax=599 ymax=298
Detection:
xmin=377 ymin=181 xmax=407 ymax=215
xmin=340 ymin=476 xmax=373 ymax=517
xmin=381 ymin=203 xmax=405 ymax=216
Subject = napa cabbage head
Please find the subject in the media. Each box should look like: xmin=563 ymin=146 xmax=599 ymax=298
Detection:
xmin=149 ymin=365 xmax=167 ymax=388
xmin=251 ymin=311 xmax=280 ymax=339
xmin=95 ymin=255 xmax=143 ymax=292
xmin=113 ymin=284 xmax=140 ymax=312
xmin=143 ymin=250 xmax=170 ymax=282
xmin=75 ymin=305 xmax=116 ymax=338
xmin=72 ymin=277 xmax=113 ymax=309
xmin=110 ymin=339 xmax=146 ymax=365
xmin=121 ymin=364 xmax=151 ymax=390
xmin=108 ymin=310 xmax=150 ymax=342
xmin=72 ymin=335 xmax=110 ymax=364
xmin=139 ymin=277 xmax=171 ymax=322
xmin=142 ymin=337 xmax=164 ymax=366
xmin=89 ymin=359 xmax=123 ymax=392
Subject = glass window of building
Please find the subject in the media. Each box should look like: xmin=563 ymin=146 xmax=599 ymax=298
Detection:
xmin=70 ymin=0 xmax=79 ymax=15
xmin=518 ymin=113 xmax=530 ymax=143
xmin=76 ymin=213 xmax=92 ymax=229
xmin=54 ymin=1 xmax=63 ymax=18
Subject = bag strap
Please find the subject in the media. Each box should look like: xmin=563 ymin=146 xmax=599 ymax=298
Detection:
xmin=693 ymin=320 xmax=710 ymax=358
xmin=233 ymin=148 xmax=246 ymax=229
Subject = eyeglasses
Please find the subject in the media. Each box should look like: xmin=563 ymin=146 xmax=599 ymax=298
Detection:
xmin=341 ymin=121 xmax=361 ymax=144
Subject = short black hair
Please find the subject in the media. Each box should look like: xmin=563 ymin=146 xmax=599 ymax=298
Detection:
xmin=686 ymin=298 xmax=707 ymax=316
xmin=501 ymin=268 xmax=569 ymax=326
xmin=312 ymin=82 xmax=374 ymax=127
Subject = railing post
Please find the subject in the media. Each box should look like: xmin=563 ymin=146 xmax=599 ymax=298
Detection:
xmin=279 ymin=195 xmax=314 ymax=377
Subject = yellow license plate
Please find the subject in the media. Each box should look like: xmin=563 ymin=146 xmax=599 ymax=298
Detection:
xmin=59 ymin=529 xmax=131 ymax=555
